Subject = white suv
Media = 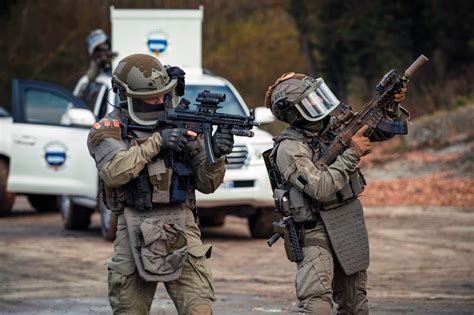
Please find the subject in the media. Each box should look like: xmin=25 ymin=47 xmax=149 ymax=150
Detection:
xmin=0 ymin=70 xmax=277 ymax=239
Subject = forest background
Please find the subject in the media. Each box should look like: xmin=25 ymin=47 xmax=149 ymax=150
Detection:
xmin=1 ymin=0 xmax=473 ymax=134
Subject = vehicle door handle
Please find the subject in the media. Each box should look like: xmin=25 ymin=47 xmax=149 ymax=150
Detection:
xmin=13 ymin=135 xmax=36 ymax=145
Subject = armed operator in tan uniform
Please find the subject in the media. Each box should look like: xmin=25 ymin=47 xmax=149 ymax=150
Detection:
xmin=264 ymin=73 xmax=408 ymax=314
xmin=87 ymin=54 xmax=234 ymax=315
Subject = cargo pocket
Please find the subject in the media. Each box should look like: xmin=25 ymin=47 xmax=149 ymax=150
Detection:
xmin=295 ymin=247 xmax=333 ymax=301
xmin=148 ymin=159 xmax=172 ymax=204
xmin=106 ymin=257 xmax=136 ymax=309
xmin=139 ymin=218 xmax=187 ymax=278
xmin=187 ymin=244 xmax=215 ymax=300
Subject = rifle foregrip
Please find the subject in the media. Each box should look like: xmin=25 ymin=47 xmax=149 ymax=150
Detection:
xmin=405 ymin=54 xmax=429 ymax=78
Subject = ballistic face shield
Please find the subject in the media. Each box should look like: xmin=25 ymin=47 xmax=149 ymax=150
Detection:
xmin=292 ymin=77 xmax=340 ymax=122
xmin=112 ymin=53 xmax=178 ymax=126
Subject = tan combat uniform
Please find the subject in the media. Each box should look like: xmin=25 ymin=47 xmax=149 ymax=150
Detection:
xmin=87 ymin=109 xmax=225 ymax=315
xmin=273 ymin=127 xmax=367 ymax=314
xmin=272 ymin=106 xmax=407 ymax=314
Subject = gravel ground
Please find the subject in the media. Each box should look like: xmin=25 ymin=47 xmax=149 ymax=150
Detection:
xmin=0 ymin=196 xmax=473 ymax=314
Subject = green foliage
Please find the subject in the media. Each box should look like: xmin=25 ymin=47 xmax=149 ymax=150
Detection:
xmin=288 ymin=0 xmax=474 ymax=115
xmin=204 ymin=8 xmax=306 ymax=108
xmin=0 ymin=0 xmax=472 ymax=121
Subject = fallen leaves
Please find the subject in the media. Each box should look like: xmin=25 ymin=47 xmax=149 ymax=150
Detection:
xmin=361 ymin=171 xmax=474 ymax=207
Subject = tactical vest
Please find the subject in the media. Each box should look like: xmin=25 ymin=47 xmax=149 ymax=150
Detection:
xmin=270 ymin=127 xmax=366 ymax=223
xmin=100 ymin=120 xmax=195 ymax=213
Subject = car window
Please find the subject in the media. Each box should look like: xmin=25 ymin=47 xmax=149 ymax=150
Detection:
xmin=24 ymin=89 xmax=74 ymax=124
xmin=183 ymin=85 xmax=245 ymax=116
xmin=77 ymin=81 xmax=104 ymax=112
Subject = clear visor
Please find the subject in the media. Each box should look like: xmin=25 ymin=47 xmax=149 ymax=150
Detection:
xmin=294 ymin=80 xmax=340 ymax=122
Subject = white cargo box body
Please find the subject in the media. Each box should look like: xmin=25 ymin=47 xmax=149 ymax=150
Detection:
xmin=110 ymin=6 xmax=203 ymax=69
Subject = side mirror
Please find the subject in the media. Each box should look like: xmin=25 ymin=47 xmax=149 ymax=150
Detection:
xmin=254 ymin=106 xmax=275 ymax=124
xmin=61 ymin=108 xmax=96 ymax=128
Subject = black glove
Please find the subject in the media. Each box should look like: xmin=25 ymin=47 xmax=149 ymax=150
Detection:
xmin=160 ymin=128 xmax=189 ymax=153
xmin=166 ymin=66 xmax=186 ymax=96
xmin=212 ymin=127 xmax=234 ymax=158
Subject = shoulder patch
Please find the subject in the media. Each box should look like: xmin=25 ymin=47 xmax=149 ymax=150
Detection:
xmin=89 ymin=119 xmax=121 ymax=146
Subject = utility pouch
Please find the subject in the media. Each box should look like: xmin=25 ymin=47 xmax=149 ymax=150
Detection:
xmin=289 ymin=187 xmax=317 ymax=223
xmin=139 ymin=217 xmax=187 ymax=278
xmin=100 ymin=180 xmax=125 ymax=213
xmin=273 ymin=189 xmax=291 ymax=217
xmin=169 ymin=160 xmax=193 ymax=204
xmin=148 ymin=159 xmax=172 ymax=204
xmin=124 ymin=207 xmax=188 ymax=282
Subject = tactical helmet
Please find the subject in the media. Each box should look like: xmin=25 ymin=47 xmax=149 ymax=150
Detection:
xmin=112 ymin=54 xmax=177 ymax=126
xmin=86 ymin=29 xmax=109 ymax=56
xmin=265 ymin=72 xmax=340 ymax=125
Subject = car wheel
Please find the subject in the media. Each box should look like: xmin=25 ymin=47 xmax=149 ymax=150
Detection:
xmin=248 ymin=207 xmax=280 ymax=239
xmin=27 ymin=194 xmax=59 ymax=212
xmin=0 ymin=159 xmax=14 ymax=216
xmin=98 ymin=192 xmax=117 ymax=241
xmin=59 ymin=195 xmax=92 ymax=230
xmin=199 ymin=214 xmax=226 ymax=227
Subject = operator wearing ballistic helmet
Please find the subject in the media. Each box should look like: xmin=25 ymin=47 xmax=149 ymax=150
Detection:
xmin=265 ymin=73 xmax=408 ymax=314
xmin=87 ymin=54 xmax=234 ymax=314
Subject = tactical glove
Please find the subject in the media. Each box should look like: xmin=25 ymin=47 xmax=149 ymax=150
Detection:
xmin=350 ymin=125 xmax=372 ymax=157
xmin=160 ymin=128 xmax=190 ymax=153
xmin=212 ymin=127 xmax=234 ymax=158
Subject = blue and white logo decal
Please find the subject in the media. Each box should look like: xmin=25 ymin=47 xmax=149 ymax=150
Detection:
xmin=147 ymin=31 xmax=169 ymax=57
xmin=44 ymin=143 xmax=67 ymax=170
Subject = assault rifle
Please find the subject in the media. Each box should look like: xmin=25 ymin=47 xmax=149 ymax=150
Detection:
xmin=315 ymin=55 xmax=429 ymax=169
xmin=165 ymin=90 xmax=258 ymax=165
xmin=125 ymin=90 xmax=258 ymax=165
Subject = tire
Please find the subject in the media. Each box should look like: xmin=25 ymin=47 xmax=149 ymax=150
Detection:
xmin=98 ymin=192 xmax=117 ymax=241
xmin=59 ymin=195 xmax=93 ymax=230
xmin=0 ymin=159 xmax=14 ymax=216
xmin=199 ymin=214 xmax=226 ymax=227
xmin=248 ymin=207 xmax=280 ymax=239
xmin=27 ymin=194 xmax=58 ymax=212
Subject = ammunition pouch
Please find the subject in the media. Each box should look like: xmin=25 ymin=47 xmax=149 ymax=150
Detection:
xmin=321 ymin=169 xmax=366 ymax=210
xmin=289 ymin=187 xmax=320 ymax=223
xmin=124 ymin=158 xmax=193 ymax=210
xmin=124 ymin=169 xmax=154 ymax=211
xmin=169 ymin=160 xmax=193 ymax=204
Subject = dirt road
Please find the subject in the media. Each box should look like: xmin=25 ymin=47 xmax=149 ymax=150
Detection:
xmin=0 ymin=196 xmax=473 ymax=314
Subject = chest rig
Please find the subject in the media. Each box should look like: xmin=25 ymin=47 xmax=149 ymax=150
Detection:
xmin=100 ymin=117 xmax=195 ymax=212
xmin=269 ymin=127 xmax=366 ymax=222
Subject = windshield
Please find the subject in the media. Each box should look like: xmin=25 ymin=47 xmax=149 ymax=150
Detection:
xmin=183 ymin=85 xmax=245 ymax=116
